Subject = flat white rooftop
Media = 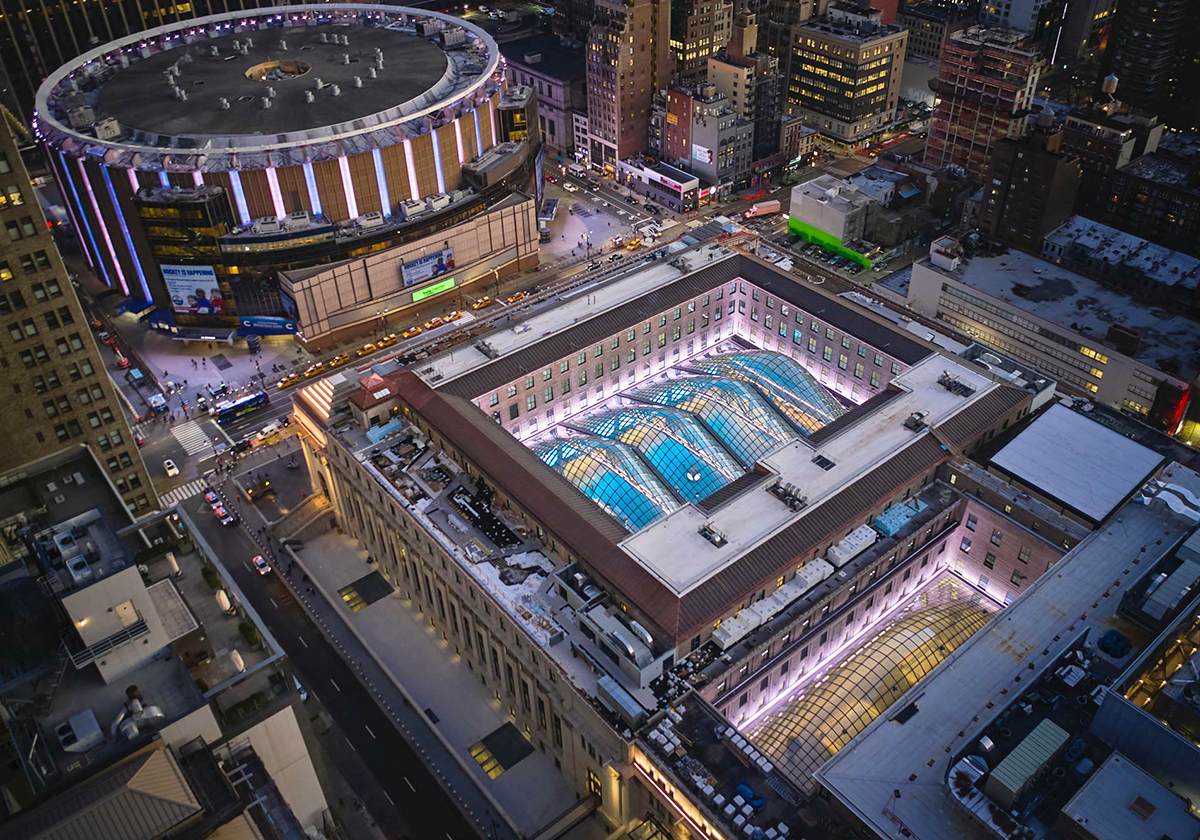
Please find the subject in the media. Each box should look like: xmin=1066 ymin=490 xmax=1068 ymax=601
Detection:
xmin=990 ymin=402 xmax=1164 ymax=522
xmin=1060 ymin=752 xmax=1200 ymax=840
xmin=620 ymin=354 xmax=996 ymax=596
xmin=937 ymin=249 xmax=1200 ymax=379
xmin=1044 ymin=215 xmax=1200 ymax=290
xmin=815 ymin=461 xmax=1200 ymax=840
xmin=423 ymin=258 xmax=700 ymax=387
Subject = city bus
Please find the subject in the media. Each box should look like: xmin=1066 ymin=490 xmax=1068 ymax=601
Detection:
xmin=212 ymin=390 xmax=269 ymax=424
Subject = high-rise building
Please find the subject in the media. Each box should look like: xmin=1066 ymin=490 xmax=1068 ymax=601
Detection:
xmin=925 ymin=27 xmax=1042 ymax=178
xmin=554 ymin=0 xmax=597 ymax=41
xmin=787 ymin=1 xmax=908 ymax=145
xmin=0 ymin=119 xmax=153 ymax=513
xmin=754 ymin=0 xmax=826 ymax=68
xmin=707 ymin=9 xmax=785 ymax=158
xmin=1058 ymin=0 xmax=1116 ymax=64
xmin=1061 ymin=83 xmax=1163 ymax=214
xmin=980 ymin=0 xmax=1068 ymax=60
xmin=977 ymin=109 xmax=1081 ymax=253
xmin=670 ymin=0 xmax=734 ymax=82
xmin=895 ymin=4 xmax=971 ymax=62
xmin=586 ymin=0 xmax=672 ymax=164
xmin=1101 ymin=0 xmax=1200 ymax=132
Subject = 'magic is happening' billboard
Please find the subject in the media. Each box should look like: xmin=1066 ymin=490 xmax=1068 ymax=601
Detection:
xmin=162 ymin=264 xmax=226 ymax=315
xmin=401 ymin=248 xmax=455 ymax=287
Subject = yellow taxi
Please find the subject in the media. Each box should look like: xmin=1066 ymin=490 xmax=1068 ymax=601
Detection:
xmin=303 ymin=362 xmax=325 ymax=378
xmin=423 ymin=316 xmax=443 ymax=330
xmin=445 ymin=310 xmax=463 ymax=322
xmin=356 ymin=342 xmax=377 ymax=356
xmin=471 ymin=296 xmax=491 ymax=310
xmin=401 ymin=326 xmax=422 ymax=339
xmin=378 ymin=333 xmax=400 ymax=347
xmin=625 ymin=238 xmax=643 ymax=251
xmin=506 ymin=291 xmax=526 ymax=304
xmin=328 ymin=352 xmax=351 ymax=368
xmin=276 ymin=373 xmax=299 ymax=389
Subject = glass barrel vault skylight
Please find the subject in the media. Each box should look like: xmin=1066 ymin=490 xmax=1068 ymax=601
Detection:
xmin=629 ymin=376 xmax=796 ymax=466
xmin=572 ymin=407 xmax=743 ymax=503
xmin=679 ymin=351 xmax=846 ymax=434
xmin=532 ymin=438 xmax=680 ymax=531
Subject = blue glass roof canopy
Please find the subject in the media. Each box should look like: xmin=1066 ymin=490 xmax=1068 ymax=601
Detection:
xmin=573 ymin=407 xmax=743 ymax=503
xmin=532 ymin=437 xmax=680 ymax=531
xmin=629 ymin=377 xmax=795 ymax=466
xmin=679 ymin=351 xmax=846 ymax=435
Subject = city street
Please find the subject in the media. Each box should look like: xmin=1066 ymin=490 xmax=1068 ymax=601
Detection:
xmin=186 ymin=474 xmax=483 ymax=840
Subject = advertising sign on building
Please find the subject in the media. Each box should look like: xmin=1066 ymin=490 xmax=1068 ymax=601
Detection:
xmin=162 ymin=264 xmax=226 ymax=315
xmin=692 ymin=144 xmax=714 ymax=164
xmin=401 ymin=248 xmax=456 ymax=287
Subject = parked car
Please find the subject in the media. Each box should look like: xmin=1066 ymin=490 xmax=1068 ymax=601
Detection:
xmin=423 ymin=316 xmax=443 ymax=330
xmin=607 ymin=253 xmax=623 ymax=263
xmin=303 ymin=362 xmax=325 ymax=377
xmin=252 ymin=555 xmax=272 ymax=575
xmin=163 ymin=459 xmax=180 ymax=477
xmin=212 ymin=505 xmax=237 ymax=526
xmin=203 ymin=490 xmax=221 ymax=507
xmin=401 ymin=326 xmax=422 ymax=339
xmin=471 ymin=296 xmax=491 ymax=310
xmin=277 ymin=373 xmax=299 ymax=389
xmin=328 ymin=352 xmax=351 ymax=368
xmin=589 ymin=260 xmax=602 ymax=270
xmin=356 ymin=342 xmax=377 ymax=356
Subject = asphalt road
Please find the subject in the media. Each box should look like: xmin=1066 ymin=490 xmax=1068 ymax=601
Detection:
xmin=186 ymin=490 xmax=481 ymax=840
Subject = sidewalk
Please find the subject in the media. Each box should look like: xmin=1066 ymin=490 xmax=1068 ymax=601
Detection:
xmin=227 ymin=476 xmax=527 ymax=840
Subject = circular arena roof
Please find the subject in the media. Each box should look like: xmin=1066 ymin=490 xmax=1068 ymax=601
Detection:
xmin=35 ymin=5 xmax=502 ymax=171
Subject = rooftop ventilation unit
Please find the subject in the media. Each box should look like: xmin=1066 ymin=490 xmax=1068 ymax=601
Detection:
xmin=812 ymin=454 xmax=836 ymax=471
xmin=700 ymin=524 xmax=727 ymax=547
xmin=937 ymin=370 xmax=975 ymax=396
xmin=903 ymin=411 xmax=927 ymax=431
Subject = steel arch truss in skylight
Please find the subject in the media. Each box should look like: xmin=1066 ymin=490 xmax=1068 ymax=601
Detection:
xmin=679 ymin=351 xmax=846 ymax=434
xmin=532 ymin=437 xmax=680 ymax=531
xmin=629 ymin=376 xmax=795 ymax=466
xmin=573 ymin=407 xmax=744 ymax=503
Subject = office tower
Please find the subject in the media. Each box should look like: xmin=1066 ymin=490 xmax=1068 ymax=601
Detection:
xmin=671 ymin=0 xmax=734 ymax=82
xmin=1101 ymin=0 xmax=1200 ymax=131
xmin=0 ymin=118 xmax=153 ymax=513
xmin=896 ymin=4 xmax=971 ymax=61
xmin=755 ymin=0 xmax=826 ymax=67
xmin=787 ymin=1 xmax=908 ymax=145
xmin=554 ymin=0 xmax=597 ymax=41
xmin=925 ymin=27 xmax=1042 ymax=178
xmin=661 ymin=84 xmax=754 ymax=188
xmin=977 ymin=109 xmax=1081 ymax=252
xmin=585 ymin=0 xmax=672 ymax=163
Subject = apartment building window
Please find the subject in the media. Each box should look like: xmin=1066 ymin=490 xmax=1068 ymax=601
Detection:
xmin=1017 ymin=545 xmax=1030 ymax=564
xmin=966 ymin=514 xmax=977 ymax=531
xmin=1010 ymin=570 xmax=1026 ymax=587
xmin=990 ymin=529 xmax=1003 ymax=546
xmin=960 ymin=537 xmax=971 ymax=552
xmin=984 ymin=552 xmax=996 ymax=569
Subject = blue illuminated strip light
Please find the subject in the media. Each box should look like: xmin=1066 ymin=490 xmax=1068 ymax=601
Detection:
xmin=76 ymin=157 xmax=127 ymax=294
xmin=431 ymin=128 xmax=446 ymax=194
xmin=227 ymin=170 xmax=251 ymax=224
xmin=473 ymin=109 xmax=482 ymax=155
xmin=265 ymin=166 xmax=286 ymax=218
xmin=158 ymin=170 xmax=170 ymax=188
xmin=338 ymin=155 xmax=359 ymax=219
xmin=403 ymin=138 xmax=420 ymax=201
xmin=372 ymin=149 xmax=391 ymax=216
xmin=56 ymin=153 xmax=96 ymax=271
xmin=302 ymin=162 xmax=322 ymax=216
xmin=101 ymin=165 xmax=151 ymax=301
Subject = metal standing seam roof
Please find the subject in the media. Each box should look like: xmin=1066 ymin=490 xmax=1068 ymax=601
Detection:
xmin=986 ymin=718 xmax=1070 ymax=801
xmin=931 ymin=383 xmax=1029 ymax=449
xmin=4 ymin=742 xmax=202 ymax=840
xmin=435 ymin=254 xmax=934 ymax=401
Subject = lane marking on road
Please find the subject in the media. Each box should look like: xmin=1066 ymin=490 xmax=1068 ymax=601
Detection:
xmin=330 ymin=678 xmax=342 ymax=692
xmin=365 ymin=725 xmax=376 ymax=739
xmin=404 ymin=777 xmax=415 ymax=792
xmin=384 ymin=792 xmax=395 ymax=806
xmin=269 ymin=598 xmax=278 ymax=609
xmin=297 ymin=636 xmax=308 ymax=649
xmin=346 ymin=737 xmax=356 ymax=752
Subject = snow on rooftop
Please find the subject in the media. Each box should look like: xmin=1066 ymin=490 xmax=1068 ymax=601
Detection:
xmin=949 ymin=248 xmax=1200 ymax=379
xmin=990 ymin=402 xmax=1164 ymax=522
xmin=1043 ymin=216 xmax=1200 ymax=289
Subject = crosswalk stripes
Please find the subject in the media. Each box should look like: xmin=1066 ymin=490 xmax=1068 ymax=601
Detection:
xmin=171 ymin=420 xmax=215 ymax=456
xmin=158 ymin=477 xmax=209 ymax=508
